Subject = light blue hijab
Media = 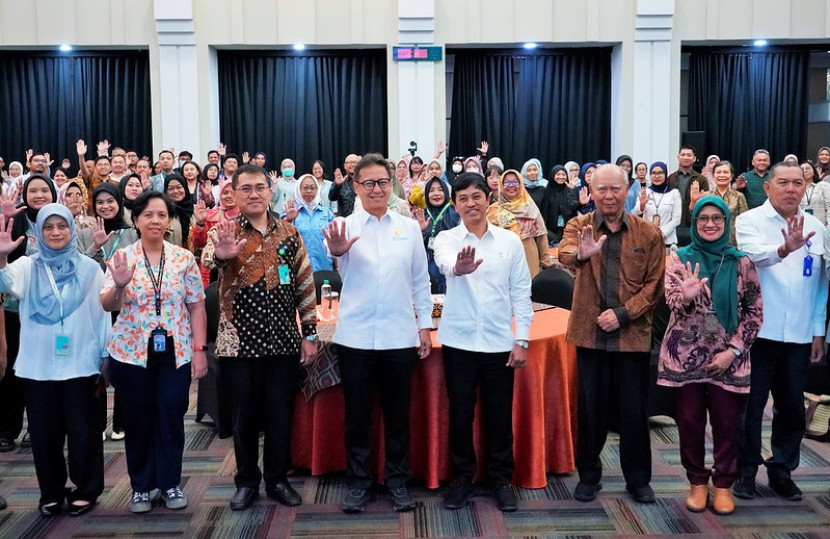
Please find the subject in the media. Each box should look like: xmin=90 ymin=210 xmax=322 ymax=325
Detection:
xmin=28 ymin=203 xmax=99 ymax=325
xmin=520 ymin=158 xmax=548 ymax=189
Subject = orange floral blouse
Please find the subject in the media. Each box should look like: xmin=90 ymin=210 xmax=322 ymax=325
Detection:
xmin=102 ymin=240 xmax=205 ymax=368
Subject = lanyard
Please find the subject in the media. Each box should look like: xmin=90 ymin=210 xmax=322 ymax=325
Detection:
xmin=43 ymin=265 xmax=64 ymax=328
xmin=143 ymin=247 xmax=166 ymax=318
xmin=102 ymin=229 xmax=124 ymax=261
xmin=805 ymin=184 xmax=815 ymax=206
xmin=426 ymin=205 xmax=450 ymax=237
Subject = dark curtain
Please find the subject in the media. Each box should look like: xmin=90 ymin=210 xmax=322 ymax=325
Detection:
xmin=217 ymin=50 xmax=387 ymax=174
xmin=449 ymin=48 xmax=611 ymax=172
xmin=688 ymin=49 xmax=809 ymax=171
xmin=0 ymin=50 xmax=151 ymax=166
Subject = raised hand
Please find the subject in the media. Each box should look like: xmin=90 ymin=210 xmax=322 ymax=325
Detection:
xmin=61 ymin=158 xmax=71 ymax=169
xmin=199 ymin=182 xmax=215 ymax=206
xmin=733 ymin=175 xmax=747 ymax=190
xmin=453 ymin=245 xmax=483 ymax=276
xmin=92 ymin=216 xmax=115 ymax=250
xmin=323 ymin=220 xmax=359 ymax=256
xmin=677 ymin=260 xmax=709 ymax=303
xmin=96 ymin=140 xmax=110 ymax=156
xmin=213 ymin=220 xmax=248 ymax=261
xmin=0 ymin=217 xmax=24 ymax=257
xmin=477 ymin=141 xmax=489 ymax=155
xmin=284 ymin=199 xmax=299 ymax=222
xmin=44 ymin=152 xmax=53 ymax=167
xmin=781 ymin=215 xmax=815 ymax=255
xmin=25 ymin=149 xmax=33 ymax=164
xmin=577 ymin=225 xmax=607 ymax=261
xmin=0 ymin=185 xmax=25 ymax=220
xmin=241 ymin=151 xmax=250 ymax=164
xmin=579 ymin=186 xmax=590 ymax=206
xmin=638 ymin=186 xmax=648 ymax=210
xmin=217 ymin=142 xmax=227 ymax=157
xmin=333 ymin=168 xmax=345 ymax=185
xmin=77 ymin=139 xmax=88 ymax=157
xmin=106 ymin=250 xmax=135 ymax=289
xmin=689 ymin=181 xmax=702 ymax=207
xmin=140 ymin=174 xmax=151 ymax=190
xmin=436 ymin=140 xmax=445 ymax=155
xmin=268 ymin=170 xmax=279 ymax=186
xmin=194 ymin=199 xmax=208 ymax=225
xmin=412 ymin=208 xmax=431 ymax=232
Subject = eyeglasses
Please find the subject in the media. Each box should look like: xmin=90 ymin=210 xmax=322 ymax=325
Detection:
xmin=650 ymin=171 xmax=665 ymax=177
xmin=592 ymin=185 xmax=624 ymax=194
xmin=33 ymin=158 xmax=47 ymax=164
xmin=696 ymin=214 xmax=725 ymax=224
xmin=301 ymin=184 xmax=318 ymax=191
xmin=237 ymin=184 xmax=269 ymax=196
xmin=503 ymin=180 xmax=521 ymax=187
xmin=357 ymin=178 xmax=391 ymax=191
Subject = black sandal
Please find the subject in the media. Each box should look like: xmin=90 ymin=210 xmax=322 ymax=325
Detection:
xmin=69 ymin=500 xmax=95 ymax=517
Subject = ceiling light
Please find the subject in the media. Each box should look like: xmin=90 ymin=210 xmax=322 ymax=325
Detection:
xmin=59 ymin=44 xmax=72 ymax=52
xmin=523 ymin=42 xmax=538 ymax=50
xmin=753 ymin=39 xmax=768 ymax=47
xmin=293 ymin=43 xmax=306 ymax=51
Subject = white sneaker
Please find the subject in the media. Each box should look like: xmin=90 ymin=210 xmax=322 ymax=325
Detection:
xmin=102 ymin=431 xmax=107 ymax=442
xmin=110 ymin=430 xmax=125 ymax=440
xmin=130 ymin=491 xmax=152 ymax=513
xmin=161 ymin=486 xmax=188 ymax=510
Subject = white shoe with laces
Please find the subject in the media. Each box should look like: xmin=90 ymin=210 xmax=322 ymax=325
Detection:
xmin=161 ymin=486 xmax=188 ymax=510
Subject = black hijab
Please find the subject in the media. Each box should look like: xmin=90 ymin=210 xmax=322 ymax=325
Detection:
xmin=540 ymin=166 xmax=572 ymax=234
xmin=164 ymin=174 xmax=194 ymax=246
xmin=10 ymin=174 xmax=57 ymax=263
xmin=119 ymin=174 xmax=142 ymax=212
xmin=92 ymin=183 xmax=130 ymax=233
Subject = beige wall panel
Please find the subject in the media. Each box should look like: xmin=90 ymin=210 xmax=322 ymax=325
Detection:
xmin=0 ymin=0 xmax=40 ymax=44
xmin=240 ymin=0 xmax=281 ymax=44
xmin=75 ymin=0 xmax=114 ymax=45
xmin=314 ymin=0 xmax=353 ymax=44
xmin=790 ymin=0 xmax=826 ymax=38
xmin=751 ymin=0 xmax=791 ymax=39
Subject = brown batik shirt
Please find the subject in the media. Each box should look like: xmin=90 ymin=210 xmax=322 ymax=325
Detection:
xmin=203 ymin=213 xmax=317 ymax=357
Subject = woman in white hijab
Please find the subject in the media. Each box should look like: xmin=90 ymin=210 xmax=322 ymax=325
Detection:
xmin=281 ymin=174 xmax=335 ymax=271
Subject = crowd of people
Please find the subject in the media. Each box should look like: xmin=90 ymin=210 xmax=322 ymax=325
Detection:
xmin=0 ymin=138 xmax=827 ymax=520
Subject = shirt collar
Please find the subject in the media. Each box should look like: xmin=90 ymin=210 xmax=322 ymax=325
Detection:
xmin=458 ymin=219 xmax=494 ymax=240
xmin=759 ymin=199 xmax=803 ymax=221
xmin=238 ymin=212 xmax=278 ymax=232
xmin=593 ymin=210 xmax=629 ymax=232
xmin=356 ymin=207 xmax=390 ymax=224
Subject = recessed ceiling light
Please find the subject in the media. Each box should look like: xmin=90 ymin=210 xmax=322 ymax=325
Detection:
xmin=753 ymin=39 xmax=768 ymax=47
xmin=59 ymin=44 xmax=72 ymax=52
xmin=293 ymin=43 xmax=306 ymax=51
xmin=523 ymin=42 xmax=538 ymax=50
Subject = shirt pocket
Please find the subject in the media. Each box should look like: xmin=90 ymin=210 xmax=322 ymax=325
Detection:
xmin=621 ymin=249 xmax=649 ymax=286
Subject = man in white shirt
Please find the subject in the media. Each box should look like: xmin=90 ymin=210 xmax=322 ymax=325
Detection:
xmin=735 ymin=161 xmax=828 ymax=501
xmin=433 ymin=173 xmax=532 ymax=512
xmin=323 ymin=153 xmax=433 ymax=514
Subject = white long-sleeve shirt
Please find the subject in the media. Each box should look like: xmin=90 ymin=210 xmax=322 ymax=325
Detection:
xmin=331 ymin=208 xmax=433 ymax=350
xmin=635 ymin=189 xmax=682 ymax=245
xmin=736 ymin=200 xmax=828 ymax=344
xmin=433 ymin=222 xmax=533 ymax=352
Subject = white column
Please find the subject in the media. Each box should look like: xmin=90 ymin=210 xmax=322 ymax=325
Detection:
xmin=393 ymin=0 xmax=441 ymax=159
xmin=153 ymin=0 xmax=202 ymax=160
xmin=628 ymin=0 xmax=675 ymax=165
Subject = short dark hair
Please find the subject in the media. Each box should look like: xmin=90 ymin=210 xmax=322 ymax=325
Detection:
xmin=451 ymin=172 xmax=490 ymax=203
xmin=770 ymin=161 xmax=802 ymax=181
xmin=207 ymin=150 xmax=219 ymax=158
xmin=159 ymin=150 xmax=174 ymax=159
xmin=94 ymin=155 xmax=110 ymax=164
xmin=223 ymin=153 xmax=239 ymax=165
xmin=178 ymin=151 xmax=192 ymax=160
xmin=484 ymin=165 xmax=503 ymax=178
xmin=131 ymin=190 xmax=175 ymax=232
xmin=713 ymin=160 xmax=735 ymax=177
xmin=800 ymin=160 xmax=818 ymax=180
xmin=232 ymin=164 xmax=268 ymax=188
xmin=353 ymin=153 xmax=389 ymax=182
xmin=680 ymin=145 xmax=696 ymax=155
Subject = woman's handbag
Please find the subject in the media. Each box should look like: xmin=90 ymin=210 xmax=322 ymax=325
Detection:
xmin=804 ymin=392 xmax=830 ymax=442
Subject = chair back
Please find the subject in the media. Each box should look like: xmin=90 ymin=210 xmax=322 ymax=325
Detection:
xmin=530 ymin=268 xmax=574 ymax=310
xmin=313 ymin=270 xmax=343 ymax=303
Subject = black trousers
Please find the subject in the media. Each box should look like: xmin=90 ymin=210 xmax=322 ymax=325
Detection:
xmin=221 ymin=355 xmax=299 ymax=488
xmin=0 ymin=311 xmax=25 ymax=440
xmin=25 ymin=375 xmax=104 ymax=505
xmin=443 ymin=346 xmax=514 ymax=485
xmin=109 ymin=342 xmax=191 ymax=493
xmin=737 ymin=338 xmax=810 ymax=480
xmin=338 ymin=345 xmax=415 ymax=490
xmin=576 ymin=347 xmax=651 ymax=488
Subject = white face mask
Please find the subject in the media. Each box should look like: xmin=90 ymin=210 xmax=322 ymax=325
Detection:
xmin=465 ymin=167 xmax=478 ymax=173
xmin=452 ymin=164 xmax=463 ymax=173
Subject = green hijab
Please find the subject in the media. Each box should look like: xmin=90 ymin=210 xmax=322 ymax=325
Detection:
xmin=676 ymin=196 xmax=746 ymax=334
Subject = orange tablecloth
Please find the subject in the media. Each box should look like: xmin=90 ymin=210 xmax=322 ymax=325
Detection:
xmin=290 ymin=307 xmax=577 ymax=489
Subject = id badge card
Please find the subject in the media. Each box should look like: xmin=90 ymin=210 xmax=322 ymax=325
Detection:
xmin=804 ymin=254 xmax=814 ymax=277
xmin=806 ymin=208 xmax=814 ymax=215
xmin=55 ymin=334 xmax=70 ymax=356
xmin=278 ymin=264 xmax=291 ymax=285
xmin=151 ymin=326 xmax=167 ymax=353
xmin=702 ymin=310 xmax=720 ymax=335
xmin=427 ymin=236 xmax=435 ymax=250
xmin=652 ymin=215 xmax=661 ymax=226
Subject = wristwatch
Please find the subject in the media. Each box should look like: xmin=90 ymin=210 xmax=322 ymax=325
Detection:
xmin=728 ymin=345 xmax=741 ymax=357
xmin=193 ymin=344 xmax=207 ymax=352
xmin=515 ymin=339 xmax=529 ymax=349
xmin=304 ymin=335 xmax=318 ymax=343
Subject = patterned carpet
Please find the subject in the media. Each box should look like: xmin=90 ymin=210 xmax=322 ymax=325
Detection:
xmin=1 ymin=386 xmax=830 ymax=538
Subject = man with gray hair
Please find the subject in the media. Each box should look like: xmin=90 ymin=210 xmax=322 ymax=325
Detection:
xmin=734 ymin=149 xmax=771 ymax=210
xmin=558 ymin=164 xmax=665 ymax=504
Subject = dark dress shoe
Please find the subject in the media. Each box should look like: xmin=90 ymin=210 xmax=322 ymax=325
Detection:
xmin=769 ymin=478 xmax=802 ymax=501
xmin=444 ymin=476 xmax=473 ymax=510
xmin=341 ymin=488 xmax=371 ymax=513
xmin=574 ymin=482 xmax=602 ymax=502
xmin=39 ymin=501 xmax=62 ymax=517
xmin=20 ymin=432 xmax=31 ymax=449
xmin=69 ymin=500 xmax=95 ymax=517
xmin=265 ymin=482 xmax=301 ymax=507
xmin=0 ymin=438 xmax=15 ymax=453
xmin=388 ymin=485 xmax=415 ymax=512
xmin=626 ymin=484 xmax=656 ymax=504
xmin=732 ymin=476 xmax=756 ymax=500
xmin=230 ymin=487 xmax=258 ymax=511
xmin=493 ymin=484 xmax=518 ymax=512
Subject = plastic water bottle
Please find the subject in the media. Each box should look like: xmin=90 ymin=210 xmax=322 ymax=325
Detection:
xmin=321 ymin=280 xmax=332 ymax=305
xmin=319 ymin=280 xmax=333 ymax=321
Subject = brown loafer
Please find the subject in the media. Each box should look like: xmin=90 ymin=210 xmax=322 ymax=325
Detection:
xmin=712 ymin=487 xmax=734 ymax=515
xmin=685 ymin=484 xmax=708 ymax=512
